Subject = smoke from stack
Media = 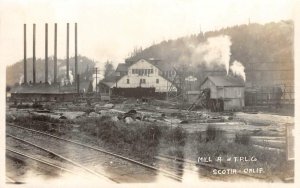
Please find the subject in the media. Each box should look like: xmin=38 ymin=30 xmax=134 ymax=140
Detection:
xmin=68 ymin=70 xmax=74 ymax=84
xmin=182 ymin=34 xmax=246 ymax=81
xmin=230 ymin=61 xmax=246 ymax=81
xmin=19 ymin=75 xmax=24 ymax=85
xmin=59 ymin=66 xmax=74 ymax=85
xmin=186 ymin=35 xmax=231 ymax=73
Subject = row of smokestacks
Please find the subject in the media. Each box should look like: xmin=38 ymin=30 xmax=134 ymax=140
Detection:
xmin=23 ymin=23 xmax=78 ymax=84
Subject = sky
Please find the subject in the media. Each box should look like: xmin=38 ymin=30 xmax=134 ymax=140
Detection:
xmin=0 ymin=0 xmax=295 ymax=68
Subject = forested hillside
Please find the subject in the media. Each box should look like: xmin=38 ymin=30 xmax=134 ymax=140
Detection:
xmin=127 ymin=20 xmax=293 ymax=71
xmin=6 ymin=56 xmax=95 ymax=86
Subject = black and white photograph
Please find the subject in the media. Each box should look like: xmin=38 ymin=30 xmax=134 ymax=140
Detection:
xmin=0 ymin=0 xmax=298 ymax=187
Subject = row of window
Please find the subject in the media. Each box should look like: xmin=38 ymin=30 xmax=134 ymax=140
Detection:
xmin=126 ymin=79 xmax=159 ymax=84
xmin=132 ymin=69 xmax=154 ymax=75
xmin=163 ymin=70 xmax=176 ymax=77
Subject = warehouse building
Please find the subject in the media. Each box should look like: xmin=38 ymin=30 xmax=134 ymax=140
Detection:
xmin=99 ymin=59 xmax=177 ymax=98
xmin=200 ymin=76 xmax=245 ymax=111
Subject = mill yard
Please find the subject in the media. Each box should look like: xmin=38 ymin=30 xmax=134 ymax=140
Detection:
xmin=6 ymin=95 xmax=294 ymax=183
xmin=6 ymin=21 xmax=294 ymax=184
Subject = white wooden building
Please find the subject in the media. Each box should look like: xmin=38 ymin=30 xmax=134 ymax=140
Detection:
xmin=106 ymin=59 xmax=177 ymax=93
xmin=200 ymin=76 xmax=245 ymax=110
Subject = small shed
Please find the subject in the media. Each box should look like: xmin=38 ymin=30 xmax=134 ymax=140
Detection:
xmin=200 ymin=76 xmax=245 ymax=111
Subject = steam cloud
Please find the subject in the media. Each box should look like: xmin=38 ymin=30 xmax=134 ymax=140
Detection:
xmin=185 ymin=35 xmax=246 ymax=81
xmin=230 ymin=61 xmax=246 ymax=81
xmin=19 ymin=75 xmax=24 ymax=85
xmin=59 ymin=66 xmax=74 ymax=85
xmin=187 ymin=35 xmax=231 ymax=73
xmin=68 ymin=70 xmax=74 ymax=84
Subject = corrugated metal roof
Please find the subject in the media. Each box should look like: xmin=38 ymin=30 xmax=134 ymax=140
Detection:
xmin=203 ymin=76 xmax=245 ymax=87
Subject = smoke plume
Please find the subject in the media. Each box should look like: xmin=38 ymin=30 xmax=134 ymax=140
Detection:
xmin=230 ymin=61 xmax=246 ymax=81
xmin=184 ymin=35 xmax=246 ymax=81
xmin=19 ymin=75 xmax=24 ymax=85
xmin=68 ymin=70 xmax=74 ymax=84
xmin=58 ymin=66 xmax=74 ymax=85
xmin=188 ymin=35 xmax=231 ymax=73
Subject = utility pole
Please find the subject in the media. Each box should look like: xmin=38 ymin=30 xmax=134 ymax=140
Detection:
xmin=93 ymin=67 xmax=103 ymax=95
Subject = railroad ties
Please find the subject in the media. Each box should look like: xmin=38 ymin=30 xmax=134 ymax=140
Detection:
xmin=6 ymin=123 xmax=182 ymax=183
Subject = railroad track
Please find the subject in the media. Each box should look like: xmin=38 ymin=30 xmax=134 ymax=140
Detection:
xmin=6 ymin=123 xmax=182 ymax=183
xmin=6 ymin=135 xmax=116 ymax=183
xmin=6 ymin=148 xmax=94 ymax=181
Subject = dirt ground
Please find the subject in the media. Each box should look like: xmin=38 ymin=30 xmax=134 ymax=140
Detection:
xmin=6 ymin=100 xmax=294 ymax=182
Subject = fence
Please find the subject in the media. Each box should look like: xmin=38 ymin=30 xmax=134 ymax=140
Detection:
xmin=245 ymin=84 xmax=294 ymax=106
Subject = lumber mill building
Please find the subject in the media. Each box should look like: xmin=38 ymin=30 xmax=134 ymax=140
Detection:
xmin=200 ymin=76 xmax=245 ymax=111
xmin=99 ymin=59 xmax=177 ymax=98
xmin=9 ymin=23 xmax=95 ymax=103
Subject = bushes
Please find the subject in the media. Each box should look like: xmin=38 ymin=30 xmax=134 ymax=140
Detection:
xmin=31 ymin=114 xmax=60 ymax=123
xmin=235 ymin=133 xmax=251 ymax=145
xmin=88 ymin=116 xmax=163 ymax=159
xmin=163 ymin=126 xmax=187 ymax=146
xmin=205 ymin=126 xmax=225 ymax=142
xmin=77 ymin=116 xmax=188 ymax=159
xmin=192 ymin=126 xmax=225 ymax=143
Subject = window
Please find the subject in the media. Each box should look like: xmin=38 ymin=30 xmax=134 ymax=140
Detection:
xmin=133 ymin=69 xmax=153 ymax=75
xmin=140 ymin=79 xmax=146 ymax=84
xmin=127 ymin=79 xmax=130 ymax=84
xmin=156 ymin=79 xmax=159 ymax=84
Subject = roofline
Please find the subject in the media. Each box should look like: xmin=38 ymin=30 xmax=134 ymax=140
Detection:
xmin=200 ymin=77 xmax=209 ymax=87
xmin=200 ymin=76 xmax=245 ymax=87
xmin=126 ymin=59 xmax=176 ymax=84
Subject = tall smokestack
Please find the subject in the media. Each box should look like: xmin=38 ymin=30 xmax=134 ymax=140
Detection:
xmin=33 ymin=24 xmax=36 ymax=84
xmin=54 ymin=23 xmax=57 ymax=84
xmin=66 ymin=23 xmax=69 ymax=80
xmin=45 ymin=23 xmax=48 ymax=84
xmin=24 ymin=24 xmax=27 ymax=84
xmin=75 ymin=23 xmax=78 ymax=84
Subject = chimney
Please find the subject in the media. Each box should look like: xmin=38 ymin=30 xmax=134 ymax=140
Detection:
xmin=33 ymin=24 xmax=36 ymax=84
xmin=24 ymin=24 xmax=27 ymax=84
xmin=75 ymin=23 xmax=78 ymax=84
xmin=45 ymin=23 xmax=48 ymax=84
xmin=66 ymin=23 xmax=69 ymax=80
xmin=54 ymin=23 xmax=57 ymax=84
